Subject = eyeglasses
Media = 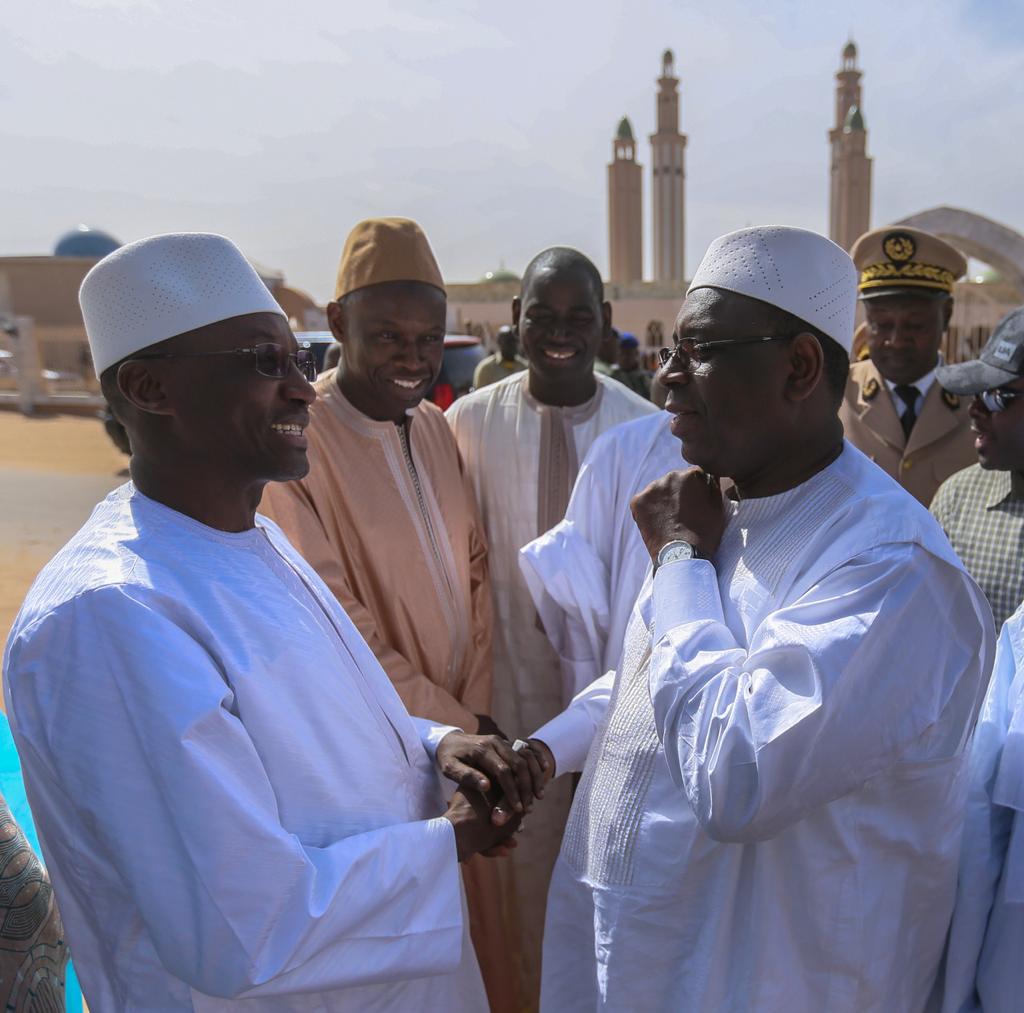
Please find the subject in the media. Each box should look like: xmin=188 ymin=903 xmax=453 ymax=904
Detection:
xmin=658 ymin=334 xmax=794 ymax=374
xmin=979 ymin=387 xmax=1024 ymax=413
xmin=129 ymin=342 xmax=318 ymax=382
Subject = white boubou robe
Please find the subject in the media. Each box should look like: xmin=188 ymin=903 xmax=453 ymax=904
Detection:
xmin=2 ymin=484 xmax=487 ymax=1012
xmin=941 ymin=604 xmax=1024 ymax=1013
xmin=534 ymin=443 xmax=995 ymax=1012
xmin=519 ymin=410 xmax=685 ymax=703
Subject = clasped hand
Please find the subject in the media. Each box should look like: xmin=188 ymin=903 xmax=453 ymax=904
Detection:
xmin=437 ymin=730 xmax=556 ymax=862
xmin=631 ymin=466 xmax=727 ymax=562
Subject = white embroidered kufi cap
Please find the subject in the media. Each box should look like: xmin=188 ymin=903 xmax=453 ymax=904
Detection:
xmin=80 ymin=232 xmax=286 ymax=377
xmin=687 ymin=226 xmax=858 ymax=351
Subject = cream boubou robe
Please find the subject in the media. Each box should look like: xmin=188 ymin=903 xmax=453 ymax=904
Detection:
xmin=446 ymin=370 xmax=656 ymax=1002
xmin=520 ymin=410 xmax=685 ymax=703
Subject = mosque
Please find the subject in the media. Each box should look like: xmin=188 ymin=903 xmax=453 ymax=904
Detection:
xmin=0 ymin=226 xmax=324 ymax=383
xmin=448 ymin=42 xmax=1024 ymax=362
xmin=1 ymin=41 xmax=1022 ymax=384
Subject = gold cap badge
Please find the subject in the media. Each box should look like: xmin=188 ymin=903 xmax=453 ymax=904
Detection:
xmin=883 ymin=232 xmax=916 ymax=263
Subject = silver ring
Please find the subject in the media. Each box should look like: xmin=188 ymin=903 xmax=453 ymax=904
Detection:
xmin=512 ymin=739 xmax=530 ymax=753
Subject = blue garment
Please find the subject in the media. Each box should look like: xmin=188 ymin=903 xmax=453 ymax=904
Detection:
xmin=0 ymin=712 xmax=83 ymax=1012
xmin=941 ymin=605 xmax=1024 ymax=1012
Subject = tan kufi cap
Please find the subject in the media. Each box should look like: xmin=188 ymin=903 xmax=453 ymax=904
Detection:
xmin=333 ymin=217 xmax=445 ymax=300
xmin=851 ymin=226 xmax=966 ymax=298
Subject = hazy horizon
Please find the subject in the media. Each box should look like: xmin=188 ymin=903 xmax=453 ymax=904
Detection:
xmin=3 ymin=0 xmax=1022 ymax=302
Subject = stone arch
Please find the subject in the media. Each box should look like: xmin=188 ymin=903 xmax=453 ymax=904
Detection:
xmin=893 ymin=206 xmax=1024 ymax=297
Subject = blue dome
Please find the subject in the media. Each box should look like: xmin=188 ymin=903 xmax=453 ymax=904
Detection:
xmin=54 ymin=225 xmax=121 ymax=258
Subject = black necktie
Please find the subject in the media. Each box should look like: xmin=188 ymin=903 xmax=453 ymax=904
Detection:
xmin=893 ymin=384 xmax=920 ymax=440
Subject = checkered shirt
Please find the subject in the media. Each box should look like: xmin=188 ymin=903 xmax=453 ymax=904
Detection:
xmin=931 ymin=464 xmax=1024 ymax=628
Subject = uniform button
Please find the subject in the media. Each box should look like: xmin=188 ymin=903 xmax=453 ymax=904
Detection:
xmin=902 ymin=458 xmax=913 ymax=470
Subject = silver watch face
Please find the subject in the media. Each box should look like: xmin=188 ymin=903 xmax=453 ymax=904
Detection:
xmin=658 ymin=540 xmax=696 ymax=566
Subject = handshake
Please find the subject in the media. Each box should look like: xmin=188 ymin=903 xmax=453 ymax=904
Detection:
xmin=436 ymin=726 xmax=556 ymax=862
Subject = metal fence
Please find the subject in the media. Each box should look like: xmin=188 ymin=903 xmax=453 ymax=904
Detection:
xmin=0 ymin=317 xmax=105 ymax=413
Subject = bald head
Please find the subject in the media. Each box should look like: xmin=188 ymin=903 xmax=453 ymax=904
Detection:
xmin=512 ymin=246 xmax=610 ymax=406
xmin=521 ymin=247 xmax=604 ymax=304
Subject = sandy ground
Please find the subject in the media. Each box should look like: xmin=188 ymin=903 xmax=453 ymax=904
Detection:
xmin=0 ymin=410 xmax=128 ymax=650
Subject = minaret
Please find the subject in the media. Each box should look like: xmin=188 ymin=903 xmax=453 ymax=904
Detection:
xmin=828 ymin=40 xmax=872 ymax=252
xmin=650 ymin=49 xmax=687 ymax=285
xmin=608 ymin=116 xmax=643 ymax=284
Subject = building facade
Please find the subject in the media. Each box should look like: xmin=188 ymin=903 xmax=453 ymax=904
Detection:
xmin=0 ymin=227 xmax=322 ymax=385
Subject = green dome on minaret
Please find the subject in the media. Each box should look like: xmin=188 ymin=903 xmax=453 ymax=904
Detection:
xmin=616 ymin=116 xmax=634 ymax=141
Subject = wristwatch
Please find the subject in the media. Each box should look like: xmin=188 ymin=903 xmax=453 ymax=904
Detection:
xmin=655 ymin=539 xmax=701 ymax=571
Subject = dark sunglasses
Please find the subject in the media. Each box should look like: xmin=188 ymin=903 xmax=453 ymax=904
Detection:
xmin=129 ymin=342 xmax=318 ymax=382
xmin=657 ymin=334 xmax=794 ymax=373
xmin=979 ymin=387 xmax=1024 ymax=414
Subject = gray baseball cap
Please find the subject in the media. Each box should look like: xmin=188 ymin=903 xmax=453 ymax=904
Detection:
xmin=937 ymin=306 xmax=1024 ymax=395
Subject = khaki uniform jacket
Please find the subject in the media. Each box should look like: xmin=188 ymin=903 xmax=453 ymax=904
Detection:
xmin=839 ymin=359 xmax=977 ymax=506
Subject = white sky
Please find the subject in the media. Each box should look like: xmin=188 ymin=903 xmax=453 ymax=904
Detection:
xmin=2 ymin=0 xmax=1022 ymax=302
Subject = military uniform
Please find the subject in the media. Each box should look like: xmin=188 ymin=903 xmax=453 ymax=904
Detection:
xmin=840 ymin=359 xmax=975 ymax=505
xmin=840 ymin=226 xmax=973 ymax=505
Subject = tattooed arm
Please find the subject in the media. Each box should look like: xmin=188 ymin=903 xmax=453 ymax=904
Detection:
xmin=0 ymin=792 xmax=68 ymax=1012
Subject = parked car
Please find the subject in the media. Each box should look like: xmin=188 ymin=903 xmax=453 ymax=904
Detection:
xmin=427 ymin=335 xmax=486 ymax=410
xmin=298 ymin=331 xmax=485 ymax=410
xmin=294 ymin=332 xmax=337 ymax=373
